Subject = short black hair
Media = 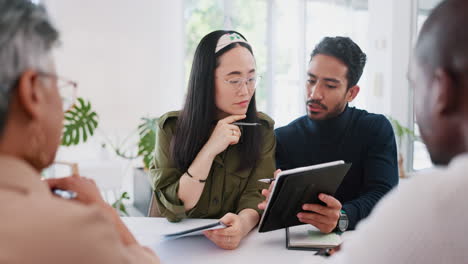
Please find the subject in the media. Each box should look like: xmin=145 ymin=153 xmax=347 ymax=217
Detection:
xmin=310 ymin=36 xmax=367 ymax=89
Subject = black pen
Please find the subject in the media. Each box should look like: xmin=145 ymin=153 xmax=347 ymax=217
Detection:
xmin=258 ymin=178 xmax=276 ymax=184
xmin=232 ymin=122 xmax=262 ymax=126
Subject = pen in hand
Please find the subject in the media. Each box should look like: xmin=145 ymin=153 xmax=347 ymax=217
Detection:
xmin=258 ymin=178 xmax=276 ymax=184
xmin=52 ymin=188 xmax=78 ymax=200
xmin=258 ymin=169 xmax=282 ymax=184
xmin=232 ymin=122 xmax=262 ymax=126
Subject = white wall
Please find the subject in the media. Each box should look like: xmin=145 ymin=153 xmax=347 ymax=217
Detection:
xmin=43 ymin=0 xmax=185 ymax=201
xmin=46 ymin=0 xmax=185 ymax=136
xmin=366 ymin=0 xmax=417 ymax=169
xmin=366 ymin=0 xmax=414 ymax=119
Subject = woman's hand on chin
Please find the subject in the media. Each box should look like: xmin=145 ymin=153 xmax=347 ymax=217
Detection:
xmin=202 ymin=114 xmax=246 ymax=157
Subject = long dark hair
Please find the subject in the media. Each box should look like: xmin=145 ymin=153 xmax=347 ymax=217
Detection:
xmin=171 ymin=30 xmax=262 ymax=172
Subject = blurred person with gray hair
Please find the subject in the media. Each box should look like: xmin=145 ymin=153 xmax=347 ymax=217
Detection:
xmin=0 ymin=0 xmax=159 ymax=263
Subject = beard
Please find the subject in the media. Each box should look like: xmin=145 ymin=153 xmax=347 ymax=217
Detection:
xmin=306 ymin=98 xmax=348 ymax=120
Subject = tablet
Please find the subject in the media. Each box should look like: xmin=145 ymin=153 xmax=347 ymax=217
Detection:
xmin=258 ymin=160 xmax=351 ymax=233
xmin=162 ymin=221 xmax=227 ymax=240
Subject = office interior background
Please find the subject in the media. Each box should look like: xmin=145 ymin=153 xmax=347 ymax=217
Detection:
xmin=38 ymin=0 xmax=442 ymax=213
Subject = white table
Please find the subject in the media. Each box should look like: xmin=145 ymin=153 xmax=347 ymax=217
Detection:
xmin=122 ymin=217 xmax=330 ymax=264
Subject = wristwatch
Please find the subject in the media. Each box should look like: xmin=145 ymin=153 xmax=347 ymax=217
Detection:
xmin=336 ymin=209 xmax=349 ymax=233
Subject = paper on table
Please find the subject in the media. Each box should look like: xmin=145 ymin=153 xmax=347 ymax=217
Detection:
xmin=287 ymin=225 xmax=341 ymax=249
xmin=162 ymin=221 xmax=227 ymax=241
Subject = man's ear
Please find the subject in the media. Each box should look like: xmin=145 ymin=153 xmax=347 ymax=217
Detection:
xmin=433 ymin=68 xmax=457 ymax=117
xmin=346 ymin=85 xmax=360 ymax=102
xmin=16 ymin=70 xmax=42 ymax=119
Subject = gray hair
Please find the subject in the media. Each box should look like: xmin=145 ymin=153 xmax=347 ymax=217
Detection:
xmin=0 ymin=0 xmax=59 ymax=135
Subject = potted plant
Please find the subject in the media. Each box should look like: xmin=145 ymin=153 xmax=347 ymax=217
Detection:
xmin=99 ymin=116 xmax=159 ymax=216
xmin=387 ymin=116 xmax=416 ymax=178
xmin=102 ymin=117 xmax=158 ymax=216
xmin=61 ymin=97 xmax=132 ymax=215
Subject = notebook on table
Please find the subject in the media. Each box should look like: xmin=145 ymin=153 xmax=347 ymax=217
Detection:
xmin=286 ymin=224 xmax=342 ymax=251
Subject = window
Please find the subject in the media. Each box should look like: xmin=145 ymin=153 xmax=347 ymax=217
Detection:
xmin=305 ymin=0 xmax=370 ymax=112
xmin=184 ymin=0 xmax=369 ymax=127
xmin=184 ymin=0 xmax=268 ymax=111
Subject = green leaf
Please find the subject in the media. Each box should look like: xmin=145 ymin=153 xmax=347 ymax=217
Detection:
xmin=386 ymin=115 xmax=416 ymax=147
xmin=119 ymin=203 xmax=129 ymax=216
xmin=137 ymin=117 xmax=159 ymax=169
xmin=111 ymin=191 xmax=131 ymax=216
xmin=61 ymin=97 xmax=99 ymax=146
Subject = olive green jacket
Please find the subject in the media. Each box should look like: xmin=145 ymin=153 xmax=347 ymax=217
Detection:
xmin=149 ymin=111 xmax=275 ymax=222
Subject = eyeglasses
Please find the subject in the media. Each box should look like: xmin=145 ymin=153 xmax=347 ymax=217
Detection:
xmin=222 ymin=75 xmax=261 ymax=93
xmin=38 ymin=72 xmax=78 ymax=112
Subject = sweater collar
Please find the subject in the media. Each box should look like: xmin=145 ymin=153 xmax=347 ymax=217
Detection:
xmin=307 ymin=104 xmax=352 ymax=133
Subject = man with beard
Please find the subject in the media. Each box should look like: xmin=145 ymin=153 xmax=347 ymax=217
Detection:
xmin=260 ymin=37 xmax=398 ymax=234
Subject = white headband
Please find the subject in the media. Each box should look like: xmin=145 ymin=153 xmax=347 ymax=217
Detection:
xmin=215 ymin=33 xmax=249 ymax=53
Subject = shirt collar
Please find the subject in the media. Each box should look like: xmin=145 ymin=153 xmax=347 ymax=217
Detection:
xmin=449 ymin=153 xmax=468 ymax=168
xmin=0 ymin=155 xmax=50 ymax=195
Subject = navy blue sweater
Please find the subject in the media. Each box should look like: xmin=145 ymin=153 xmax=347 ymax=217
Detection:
xmin=275 ymin=106 xmax=399 ymax=230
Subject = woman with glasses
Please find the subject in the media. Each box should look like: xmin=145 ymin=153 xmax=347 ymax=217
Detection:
xmin=150 ymin=30 xmax=275 ymax=250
